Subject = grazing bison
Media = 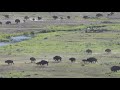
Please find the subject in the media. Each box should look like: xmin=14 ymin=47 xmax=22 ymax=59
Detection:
xmin=105 ymin=49 xmax=111 ymax=53
xmin=111 ymin=66 xmax=120 ymax=72
xmin=87 ymin=57 xmax=97 ymax=63
xmin=5 ymin=60 xmax=14 ymax=65
xmin=86 ymin=49 xmax=92 ymax=54
xmin=36 ymin=60 xmax=49 ymax=66
xmin=30 ymin=57 xmax=36 ymax=63
xmin=69 ymin=57 xmax=76 ymax=62
xmin=6 ymin=21 xmax=11 ymax=25
xmin=53 ymin=56 xmax=62 ymax=61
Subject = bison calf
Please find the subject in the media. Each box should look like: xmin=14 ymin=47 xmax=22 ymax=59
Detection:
xmin=82 ymin=59 xmax=88 ymax=63
xmin=30 ymin=57 xmax=36 ymax=63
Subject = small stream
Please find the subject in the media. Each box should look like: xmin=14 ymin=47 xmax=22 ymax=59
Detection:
xmin=0 ymin=35 xmax=32 ymax=47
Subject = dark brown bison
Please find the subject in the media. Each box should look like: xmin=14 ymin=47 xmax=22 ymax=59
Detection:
xmin=82 ymin=59 xmax=88 ymax=63
xmin=6 ymin=21 xmax=11 ymax=25
xmin=15 ymin=19 xmax=20 ymax=24
xmin=30 ymin=57 xmax=36 ymax=63
xmin=86 ymin=57 xmax=97 ymax=63
xmin=53 ymin=56 xmax=62 ymax=61
xmin=86 ymin=49 xmax=92 ymax=54
xmin=5 ymin=60 xmax=14 ymax=65
xmin=36 ymin=60 xmax=48 ymax=66
xmin=105 ymin=49 xmax=111 ymax=53
xmin=69 ymin=57 xmax=76 ymax=62
xmin=111 ymin=66 xmax=120 ymax=72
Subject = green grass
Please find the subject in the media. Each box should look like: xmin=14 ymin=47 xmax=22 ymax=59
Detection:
xmin=1 ymin=23 xmax=120 ymax=78
xmin=1 ymin=29 xmax=120 ymax=56
xmin=46 ymin=24 xmax=88 ymax=31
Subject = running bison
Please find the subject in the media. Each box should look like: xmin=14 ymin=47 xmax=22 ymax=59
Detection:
xmin=105 ymin=49 xmax=111 ymax=54
xmin=36 ymin=60 xmax=49 ymax=66
xmin=5 ymin=60 xmax=14 ymax=65
xmin=111 ymin=66 xmax=120 ymax=72
xmin=53 ymin=56 xmax=62 ymax=61
xmin=30 ymin=57 xmax=36 ymax=63
xmin=69 ymin=57 xmax=76 ymax=62
xmin=86 ymin=49 xmax=92 ymax=54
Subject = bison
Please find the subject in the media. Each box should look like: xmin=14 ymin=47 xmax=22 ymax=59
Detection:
xmin=5 ymin=60 xmax=14 ymax=65
xmin=111 ymin=66 xmax=120 ymax=72
xmin=15 ymin=19 xmax=20 ymax=24
xmin=53 ymin=56 xmax=62 ymax=61
xmin=86 ymin=49 xmax=92 ymax=54
xmin=30 ymin=57 xmax=36 ymax=63
xmin=36 ymin=60 xmax=49 ymax=66
xmin=69 ymin=57 xmax=76 ymax=62
xmin=105 ymin=49 xmax=111 ymax=54
xmin=6 ymin=21 xmax=11 ymax=25
xmin=82 ymin=59 xmax=88 ymax=63
xmin=87 ymin=57 xmax=97 ymax=63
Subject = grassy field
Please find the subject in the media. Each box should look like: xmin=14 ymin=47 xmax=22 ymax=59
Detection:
xmin=1 ymin=12 xmax=120 ymax=78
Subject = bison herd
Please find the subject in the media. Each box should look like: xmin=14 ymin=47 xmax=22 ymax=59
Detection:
xmin=2 ymin=49 xmax=119 ymax=72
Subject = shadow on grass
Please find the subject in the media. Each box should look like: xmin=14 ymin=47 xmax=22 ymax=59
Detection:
xmin=34 ymin=65 xmax=49 ymax=68
xmin=1 ymin=64 xmax=13 ymax=66
xmin=51 ymin=61 xmax=61 ymax=63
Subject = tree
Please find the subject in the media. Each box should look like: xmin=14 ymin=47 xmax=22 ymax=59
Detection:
xmin=67 ymin=16 xmax=70 ymax=19
xmin=96 ymin=13 xmax=103 ymax=17
xmin=15 ymin=19 xmax=20 ymax=24
xmin=38 ymin=17 xmax=42 ymax=20
xmin=24 ymin=16 xmax=29 ymax=20
xmin=52 ymin=16 xmax=58 ymax=20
